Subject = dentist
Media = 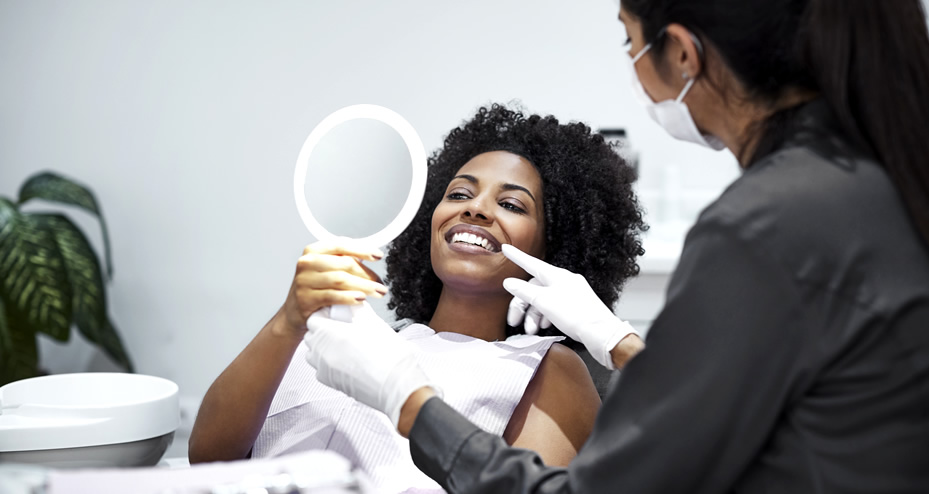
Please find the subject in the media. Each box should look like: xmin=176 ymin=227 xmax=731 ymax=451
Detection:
xmin=304 ymin=0 xmax=929 ymax=492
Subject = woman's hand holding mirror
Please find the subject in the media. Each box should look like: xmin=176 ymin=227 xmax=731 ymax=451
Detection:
xmin=279 ymin=238 xmax=388 ymax=337
xmin=293 ymin=104 xmax=426 ymax=325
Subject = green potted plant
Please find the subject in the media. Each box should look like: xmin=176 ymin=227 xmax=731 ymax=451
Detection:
xmin=0 ymin=171 xmax=132 ymax=386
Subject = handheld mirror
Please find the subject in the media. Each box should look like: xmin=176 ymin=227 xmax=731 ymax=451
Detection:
xmin=293 ymin=104 xmax=427 ymax=321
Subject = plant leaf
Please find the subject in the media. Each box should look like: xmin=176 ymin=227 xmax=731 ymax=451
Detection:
xmin=0 ymin=199 xmax=73 ymax=341
xmin=102 ymin=317 xmax=134 ymax=372
xmin=0 ymin=296 xmax=40 ymax=386
xmin=35 ymin=214 xmax=133 ymax=372
xmin=0 ymin=294 xmax=10 ymax=354
xmin=17 ymin=171 xmax=113 ymax=280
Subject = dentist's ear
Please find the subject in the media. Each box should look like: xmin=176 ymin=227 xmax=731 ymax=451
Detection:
xmin=663 ymin=23 xmax=704 ymax=82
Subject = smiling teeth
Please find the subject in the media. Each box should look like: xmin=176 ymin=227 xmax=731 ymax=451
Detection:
xmin=452 ymin=232 xmax=494 ymax=251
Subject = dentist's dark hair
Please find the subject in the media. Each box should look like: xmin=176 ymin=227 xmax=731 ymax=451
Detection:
xmin=622 ymin=0 xmax=929 ymax=246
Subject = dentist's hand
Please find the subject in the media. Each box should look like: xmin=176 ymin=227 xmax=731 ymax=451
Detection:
xmin=503 ymin=244 xmax=640 ymax=370
xmin=304 ymin=303 xmax=441 ymax=428
xmin=508 ymin=277 xmax=551 ymax=336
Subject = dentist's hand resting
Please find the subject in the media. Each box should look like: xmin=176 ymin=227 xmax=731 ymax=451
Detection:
xmin=304 ymin=303 xmax=441 ymax=429
xmin=502 ymin=244 xmax=644 ymax=370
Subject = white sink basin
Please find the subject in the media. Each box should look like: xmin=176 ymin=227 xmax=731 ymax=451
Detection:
xmin=0 ymin=373 xmax=179 ymax=468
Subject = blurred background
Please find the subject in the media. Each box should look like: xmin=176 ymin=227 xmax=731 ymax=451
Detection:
xmin=4 ymin=0 xmax=925 ymax=457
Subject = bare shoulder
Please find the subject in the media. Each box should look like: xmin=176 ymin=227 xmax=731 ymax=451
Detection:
xmin=530 ymin=343 xmax=601 ymax=417
xmin=502 ymin=342 xmax=601 ymax=466
xmin=540 ymin=343 xmax=598 ymax=383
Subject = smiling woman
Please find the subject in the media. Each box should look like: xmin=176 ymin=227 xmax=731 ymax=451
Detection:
xmin=389 ymin=105 xmax=646 ymax=339
xmin=427 ymin=151 xmax=547 ymax=335
xmin=188 ymin=104 xmax=646 ymax=493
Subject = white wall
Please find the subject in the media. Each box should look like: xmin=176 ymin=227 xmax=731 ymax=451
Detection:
xmin=0 ymin=0 xmax=739 ymax=414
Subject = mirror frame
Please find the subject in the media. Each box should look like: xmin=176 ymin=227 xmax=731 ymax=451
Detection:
xmin=293 ymin=104 xmax=427 ymax=247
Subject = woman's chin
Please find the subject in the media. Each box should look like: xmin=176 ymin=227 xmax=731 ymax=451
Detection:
xmin=431 ymin=242 xmax=523 ymax=296
xmin=436 ymin=269 xmax=512 ymax=297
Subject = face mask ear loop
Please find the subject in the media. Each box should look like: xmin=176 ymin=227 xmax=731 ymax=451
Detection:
xmin=631 ymin=43 xmax=652 ymax=64
xmin=674 ymin=29 xmax=704 ymax=103
xmin=631 ymin=25 xmax=664 ymax=64
xmin=676 ymin=77 xmax=697 ymax=103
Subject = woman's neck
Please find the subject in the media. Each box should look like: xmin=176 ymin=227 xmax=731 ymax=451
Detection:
xmin=427 ymin=288 xmax=512 ymax=342
xmin=713 ymin=88 xmax=819 ymax=166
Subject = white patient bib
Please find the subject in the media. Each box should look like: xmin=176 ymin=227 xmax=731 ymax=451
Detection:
xmin=253 ymin=323 xmax=562 ymax=494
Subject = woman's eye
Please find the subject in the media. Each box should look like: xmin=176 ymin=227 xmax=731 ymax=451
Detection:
xmin=501 ymin=201 xmax=527 ymax=214
xmin=623 ymin=36 xmax=632 ymax=47
xmin=447 ymin=192 xmax=470 ymax=200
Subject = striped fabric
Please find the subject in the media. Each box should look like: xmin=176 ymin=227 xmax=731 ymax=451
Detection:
xmin=253 ymin=323 xmax=562 ymax=494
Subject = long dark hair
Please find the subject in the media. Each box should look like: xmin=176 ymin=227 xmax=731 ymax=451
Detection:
xmin=622 ymin=0 xmax=929 ymax=246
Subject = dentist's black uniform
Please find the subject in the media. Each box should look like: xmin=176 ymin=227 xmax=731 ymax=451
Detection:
xmin=407 ymin=101 xmax=929 ymax=493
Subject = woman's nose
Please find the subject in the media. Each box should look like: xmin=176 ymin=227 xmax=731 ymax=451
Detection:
xmin=461 ymin=197 xmax=493 ymax=223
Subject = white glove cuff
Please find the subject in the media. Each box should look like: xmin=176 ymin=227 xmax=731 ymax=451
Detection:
xmin=381 ymin=355 xmax=443 ymax=428
xmin=595 ymin=318 xmax=639 ymax=371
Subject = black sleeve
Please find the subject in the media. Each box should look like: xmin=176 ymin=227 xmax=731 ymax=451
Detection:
xmin=409 ymin=222 xmax=813 ymax=493
xmin=410 ymin=397 xmax=573 ymax=493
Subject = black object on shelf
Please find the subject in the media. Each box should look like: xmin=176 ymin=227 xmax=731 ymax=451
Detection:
xmin=599 ymin=128 xmax=639 ymax=180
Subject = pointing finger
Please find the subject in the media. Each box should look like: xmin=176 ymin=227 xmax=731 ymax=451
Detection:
xmin=501 ymin=244 xmax=554 ymax=283
xmin=502 ymin=277 xmax=544 ymax=305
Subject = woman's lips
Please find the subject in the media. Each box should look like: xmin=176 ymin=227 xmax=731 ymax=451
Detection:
xmin=444 ymin=224 xmax=502 ymax=254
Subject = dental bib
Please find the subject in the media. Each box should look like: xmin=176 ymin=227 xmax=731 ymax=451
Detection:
xmin=0 ymin=373 xmax=179 ymax=468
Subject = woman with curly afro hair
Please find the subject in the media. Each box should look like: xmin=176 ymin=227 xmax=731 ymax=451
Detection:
xmin=190 ymin=103 xmax=646 ymax=493
xmin=386 ymin=103 xmax=645 ymax=343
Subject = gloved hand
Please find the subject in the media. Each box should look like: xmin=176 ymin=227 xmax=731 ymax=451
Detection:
xmin=304 ymin=303 xmax=441 ymax=427
xmin=502 ymin=244 xmax=638 ymax=370
xmin=508 ymin=277 xmax=551 ymax=336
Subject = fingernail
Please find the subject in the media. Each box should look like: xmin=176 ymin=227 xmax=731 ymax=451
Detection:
xmin=355 ymin=295 xmax=367 ymax=302
xmin=375 ymin=286 xmax=388 ymax=296
xmin=372 ymin=249 xmax=384 ymax=260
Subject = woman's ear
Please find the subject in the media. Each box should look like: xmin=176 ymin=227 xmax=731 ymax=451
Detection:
xmin=664 ymin=23 xmax=704 ymax=81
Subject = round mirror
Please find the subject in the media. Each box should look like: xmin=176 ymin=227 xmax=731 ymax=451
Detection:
xmin=294 ymin=105 xmax=427 ymax=247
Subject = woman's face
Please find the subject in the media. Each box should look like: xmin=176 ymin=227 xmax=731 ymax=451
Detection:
xmin=430 ymin=151 xmax=546 ymax=295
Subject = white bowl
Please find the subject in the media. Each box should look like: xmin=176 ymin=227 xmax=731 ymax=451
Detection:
xmin=0 ymin=373 xmax=179 ymax=468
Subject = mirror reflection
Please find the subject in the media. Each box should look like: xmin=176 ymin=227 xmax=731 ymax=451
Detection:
xmin=303 ymin=118 xmax=414 ymax=239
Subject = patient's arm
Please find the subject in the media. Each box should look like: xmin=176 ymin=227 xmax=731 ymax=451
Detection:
xmin=502 ymin=343 xmax=601 ymax=467
xmin=188 ymin=240 xmax=385 ymax=464
xmin=188 ymin=310 xmax=303 ymax=463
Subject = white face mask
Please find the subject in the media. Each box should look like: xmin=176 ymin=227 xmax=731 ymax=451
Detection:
xmin=623 ymin=42 xmax=726 ymax=151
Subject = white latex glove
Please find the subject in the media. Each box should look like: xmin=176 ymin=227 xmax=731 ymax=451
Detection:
xmin=502 ymin=244 xmax=638 ymax=370
xmin=304 ymin=303 xmax=440 ymax=427
xmin=507 ymin=277 xmax=551 ymax=335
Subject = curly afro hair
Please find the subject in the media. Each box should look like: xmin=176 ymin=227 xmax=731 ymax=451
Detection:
xmin=385 ymin=103 xmax=647 ymax=341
